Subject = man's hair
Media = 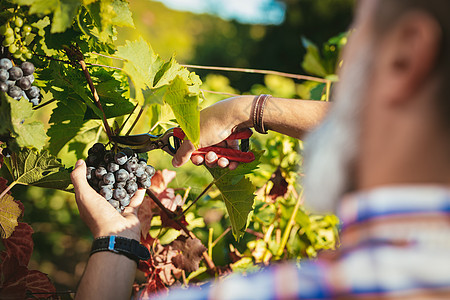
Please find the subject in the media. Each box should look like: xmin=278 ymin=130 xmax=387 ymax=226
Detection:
xmin=373 ymin=0 xmax=450 ymax=129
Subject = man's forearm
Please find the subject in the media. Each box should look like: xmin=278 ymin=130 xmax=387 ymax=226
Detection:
xmin=75 ymin=252 xmax=137 ymax=299
xmin=234 ymin=96 xmax=330 ymax=139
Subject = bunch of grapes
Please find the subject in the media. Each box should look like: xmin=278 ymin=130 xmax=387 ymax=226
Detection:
xmin=0 ymin=16 xmax=33 ymax=61
xmin=85 ymin=143 xmax=155 ymax=213
xmin=0 ymin=58 xmax=40 ymax=106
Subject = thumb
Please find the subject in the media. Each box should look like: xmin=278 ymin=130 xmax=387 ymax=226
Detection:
xmin=71 ymin=159 xmax=92 ymax=193
xmin=172 ymin=141 xmax=196 ymax=168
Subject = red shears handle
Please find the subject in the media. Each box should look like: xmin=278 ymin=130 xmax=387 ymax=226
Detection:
xmin=173 ymin=128 xmax=255 ymax=163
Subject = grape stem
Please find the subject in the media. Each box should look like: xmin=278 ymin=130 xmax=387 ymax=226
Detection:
xmin=146 ymin=189 xmax=216 ymax=272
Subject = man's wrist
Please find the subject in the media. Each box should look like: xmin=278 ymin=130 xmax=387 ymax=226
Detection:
xmin=231 ymin=95 xmax=254 ymax=129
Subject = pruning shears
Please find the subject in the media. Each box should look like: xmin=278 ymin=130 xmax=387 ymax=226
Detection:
xmin=111 ymin=128 xmax=255 ymax=163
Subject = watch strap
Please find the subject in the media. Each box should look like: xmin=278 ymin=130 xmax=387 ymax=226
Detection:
xmin=90 ymin=236 xmax=150 ymax=263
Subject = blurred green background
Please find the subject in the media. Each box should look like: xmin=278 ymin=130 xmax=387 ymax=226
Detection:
xmin=12 ymin=0 xmax=354 ymax=293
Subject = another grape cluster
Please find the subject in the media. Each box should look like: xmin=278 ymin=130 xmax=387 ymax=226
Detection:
xmin=0 ymin=16 xmax=33 ymax=61
xmin=85 ymin=143 xmax=155 ymax=213
xmin=0 ymin=58 xmax=40 ymax=105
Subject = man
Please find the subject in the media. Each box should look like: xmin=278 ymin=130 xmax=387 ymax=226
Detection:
xmin=71 ymin=0 xmax=450 ymax=298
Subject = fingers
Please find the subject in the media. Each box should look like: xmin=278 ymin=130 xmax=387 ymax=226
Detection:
xmin=205 ymin=151 xmax=218 ymax=168
xmin=191 ymin=155 xmax=204 ymax=165
xmin=124 ymin=189 xmax=146 ymax=216
xmin=172 ymin=140 xmax=196 ymax=168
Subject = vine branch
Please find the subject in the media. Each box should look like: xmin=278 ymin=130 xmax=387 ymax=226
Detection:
xmin=146 ymin=189 xmax=216 ymax=272
xmin=63 ymin=45 xmax=113 ymax=141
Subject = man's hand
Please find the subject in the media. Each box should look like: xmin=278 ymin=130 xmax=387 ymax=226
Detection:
xmin=71 ymin=159 xmax=146 ymax=240
xmin=172 ymin=96 xmax=252 ymax=170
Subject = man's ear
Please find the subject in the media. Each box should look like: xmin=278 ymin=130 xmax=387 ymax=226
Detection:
xmin=375 ymin=11 xmax=442 ymax=104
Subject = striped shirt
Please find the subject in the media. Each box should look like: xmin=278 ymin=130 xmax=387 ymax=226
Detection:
xmin=156 ymin=185 xmax=450 ymax=299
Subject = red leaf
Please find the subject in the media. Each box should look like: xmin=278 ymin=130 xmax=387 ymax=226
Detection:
xmin=159 ymin=189 xmax=184 ymax=211
xmin=0 ymin=253 xmax=28 ymax=299
xmin=25 ymin=270 xmax=56 ymax=298
xmin=139 ymin=269 xmax=167 ymax=299
xmin=138 ymin=196 xmax=157 ymax=238
xmin=149 ymin=170 xmax=176 ymax=195
xmin=268 ymin=168 xmax=289 ymax=200
xmin=0 ymin=177 xmax=8 ymax=194
xmin=2 ymin=222 xmax=34 ymax=266
xmin=160 ymin=206 xmax=188 ymax=231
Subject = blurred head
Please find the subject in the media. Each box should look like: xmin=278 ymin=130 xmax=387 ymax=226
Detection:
xmin=303 ymin=0 xmax=450 ymax=213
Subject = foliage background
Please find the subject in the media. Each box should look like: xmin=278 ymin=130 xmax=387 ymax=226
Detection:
xmin=6 ymin=0 xmax=354 ymax=293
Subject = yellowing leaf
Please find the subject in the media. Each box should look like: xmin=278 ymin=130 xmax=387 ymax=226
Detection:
xmin=0 ymin=194 xmax=22 ymax=239
xmin=163 ymin=76 xmax=200 ymax=146
xmin=1 ymin=148 xmax=72 ymax=191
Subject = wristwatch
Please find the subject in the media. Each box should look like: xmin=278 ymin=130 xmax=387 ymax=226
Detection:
xmin=90 ymin=236 xmax=151 ymax=263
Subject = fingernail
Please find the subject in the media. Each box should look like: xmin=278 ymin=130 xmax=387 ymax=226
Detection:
xmin=172 ymin=158 xmax=179 ymax=167
xmin=75 ymin=160 xmax=84 ymax=167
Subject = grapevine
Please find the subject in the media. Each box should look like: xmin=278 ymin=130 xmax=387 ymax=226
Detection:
xmin=0 ymin=0 xmax=342 ymax=298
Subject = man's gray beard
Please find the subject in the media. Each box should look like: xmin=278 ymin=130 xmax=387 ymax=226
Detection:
xmin=302 ymin=44 xmax=374 ymax=214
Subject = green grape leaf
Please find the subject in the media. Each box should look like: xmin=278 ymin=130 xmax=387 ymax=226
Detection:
xmin=0 ymin=94 xmax=47 ymax=151
xmin=110 ymin=0 xmax=134 ymax=28
xmin=1 ymin=148 xmax=72 ymax=191
xmin=11 ymin=0 xmax=80 ymax=33
xmin=0 ymin=194 xmax=22 ymax=239
xmin=207 ymin=151 xmax=263 ymax=240
xmin=301 ymin=37 xmax=327 ymax=78
xmin=163 ymin=76 xmax=200 ymax=145
xmin=47 ymin=97 xmax=87 ymax=156
xmin=51 ymin=0 xmax=81 ymax=33
xmin=115 ymin=37 xmax=164 ymax=103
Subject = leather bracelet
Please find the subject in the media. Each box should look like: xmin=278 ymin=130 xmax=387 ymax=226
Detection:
xmin=90 ymin=236 xmax=151 ymax=264
xmin=252 ymin=94 xmax=271 ymax=134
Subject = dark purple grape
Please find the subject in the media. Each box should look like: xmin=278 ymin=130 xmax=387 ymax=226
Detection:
xmin=108 ymin=199 xmax=120 ymax=208
xmin=103 ymin=172 xmax=115 ymax=185
xmin=20 ymin=61 xmax=34 ymax=76
xmin=107 ymin=162 xmax=119 ymax=173
xmin=103 ymin=152 xmax=114 ymax=163
xmin=0 ymin=69 xmax=9 ymax=82
xmin=145 ymin=165 xmax=155 ymax=177
xmin=115 ymin=169 xmax=129 ymax=182
xmin=115 ymin=152 xmax=127 ymax=165
xmin=25 ymin=86 xmax=39 ymax=98
xmin=125 ymin=158 xmax=138 ymax=173
xmin=8 ymin=86 xmax=22 ymax=100
xmin=86 ymin=166 xmax=95 ymax=180
xmin=126 ymin=181 xmax=138 ymax=195
xmin=115 ymin=181 xmax=126 ymax=189
xmin=2 ymin=148 xmax=12 ymax=157
xmin=0 ymin=82 xmax=8 ymax=92
xmin=5 ymin=80 xmax=15 ymax=88
xmin=135 ymin=165 xmax=145 ymax=177
xmin=91 ymin=143 xmax=105 ymax=153
xmin=120 ymin=195 xmax=130 ymax=207
xmin=8 ymin=67 xmax=23 ymax=81
xmin=98 ymin=181 xmax=113 ymax=189
xmin=139 ymin=172 xmax=148 ymax=181
xmin=24 ymin=74 xmax=34 ymax=84
xmin=122 ymin=147 xmax=134 ymax=158
xmin=138 ymin=160 xmax=147 ymax=168
xmin=113 ymin=188 xmax=127 ymax=200
xmin=89 ymin=177 xmax=99 ymax=187
xmin=30 ymin=98 xmax=39 ymax=106
xmin=139 ymin=178 xmax=152 ymax=189
xmin=16 ymin=77 xmax=31 ymax=90
xmin=100 ymin=187 xmax=113 ymax=200
xmin=95 ymin=167 xmax=107 ymax=179
xmin=0 ymin=58 xmax=12 ymax=70
xmin=128 ymin=171 xmax=136 ymax=181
